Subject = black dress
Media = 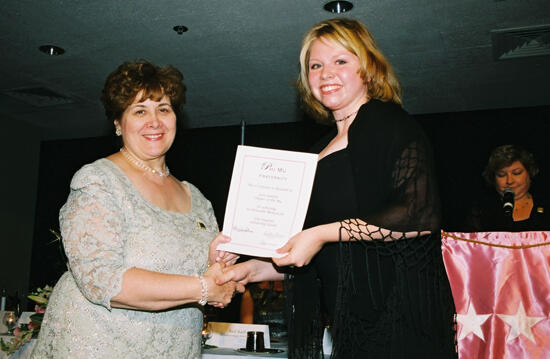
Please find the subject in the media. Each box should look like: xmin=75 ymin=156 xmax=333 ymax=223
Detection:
xmin=466 ymin=190 xmax=550 ymax=232
xmin=287 ymin=100 xmax=456 ymax=358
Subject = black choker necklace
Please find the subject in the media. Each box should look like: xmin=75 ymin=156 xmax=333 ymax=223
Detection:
xmin=334 ymin=110 xmax=358 ymax=123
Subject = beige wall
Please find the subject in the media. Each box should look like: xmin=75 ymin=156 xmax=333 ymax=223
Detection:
xmin=0 ymin=118 xmax=41 ymax=307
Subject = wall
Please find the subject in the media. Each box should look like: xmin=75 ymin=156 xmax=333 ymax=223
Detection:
xmin=0 ymin=119 xmax=41 ymax=310
xmin=21 ymin=104 xmax=550 ymax=309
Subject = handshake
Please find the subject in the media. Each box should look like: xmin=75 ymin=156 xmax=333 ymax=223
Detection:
xmin=202 ymin=234 xmax=287 ymax=308
xmin=198 ymin=260 xmax=245 ymax=308
xmin=203 ymin=224 xmax=327 ymax=307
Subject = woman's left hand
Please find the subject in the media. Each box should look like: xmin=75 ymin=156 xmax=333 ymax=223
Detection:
xmin=209 ymin=233 xmax=240 ymax=265
xmin=272 ymin=226 xmax=326 ymax=267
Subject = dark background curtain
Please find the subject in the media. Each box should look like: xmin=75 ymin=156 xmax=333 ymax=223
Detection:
xmin=29 ymin=105 xmax=550 ymax=312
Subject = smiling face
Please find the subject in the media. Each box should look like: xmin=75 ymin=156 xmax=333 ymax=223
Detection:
xmin=115 ymin=91 xmax=176 ymax=161
xmin=494 ymin=160 xmax=531 ymax=200
xmin=307 ymin=37 xmax=368 ymax=119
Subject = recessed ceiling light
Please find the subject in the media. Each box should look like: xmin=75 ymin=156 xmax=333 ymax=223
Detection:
xmin=173 ymin=25 xmax=188 ymax=35
xmin=324 ymin=1 xmax=353 ymax=13
xmin=39 ymin=45 xmax=65 ymax=56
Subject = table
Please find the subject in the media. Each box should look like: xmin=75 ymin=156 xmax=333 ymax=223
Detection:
xmin=202 ymin=347 xmax=287 ymax=359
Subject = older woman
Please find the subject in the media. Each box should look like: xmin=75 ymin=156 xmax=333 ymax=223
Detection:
xmin=31 ymin=60 xmax=237 ymax=358
xmin=218 ymin=18 xmax=456 ymax=358
xmin=468 ymin=144 xmax=548 ymax=231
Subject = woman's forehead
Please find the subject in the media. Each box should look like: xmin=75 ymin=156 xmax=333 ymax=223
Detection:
xmin=498 ymin=160 xmax=526 ymax=172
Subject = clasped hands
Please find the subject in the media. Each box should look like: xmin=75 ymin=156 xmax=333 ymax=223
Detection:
xmin=204 ymin=234 xmax=243 ymax=308
xmin=207 ymin=228 xmax=325 ymax=307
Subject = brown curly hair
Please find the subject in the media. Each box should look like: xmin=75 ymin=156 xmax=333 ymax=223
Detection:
xmin=296 ymin=18 xmax=402 ymax=124
xmin=482 ymin=144 xmax=539 ymax=186
xmin=101 ymin=60 xmax=186 ymax=124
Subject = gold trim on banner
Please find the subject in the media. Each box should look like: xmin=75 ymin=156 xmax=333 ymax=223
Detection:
xmin=442 ymin=231 xmax=550 ymax=249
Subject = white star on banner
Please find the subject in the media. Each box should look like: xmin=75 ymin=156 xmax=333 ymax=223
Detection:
xmin=456 ymin=302 xmax=491 ymax=341
xmin=497 ymin=302 xmax=545 ymax=343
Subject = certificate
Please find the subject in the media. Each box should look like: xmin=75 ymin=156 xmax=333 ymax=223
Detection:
xmin=218 ymin=145 xmax=318 ymax=258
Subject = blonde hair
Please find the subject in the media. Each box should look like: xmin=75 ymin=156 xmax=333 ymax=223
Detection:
xmin=297 ymin=18 xmax=402 ymax=123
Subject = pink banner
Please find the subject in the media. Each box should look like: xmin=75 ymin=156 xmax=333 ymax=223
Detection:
xmin=442 ymin=231 xmax=550 ymax=359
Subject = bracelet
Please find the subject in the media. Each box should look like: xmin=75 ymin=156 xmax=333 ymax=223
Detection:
xmin=198 ymin=275 xmax=208 ymax=306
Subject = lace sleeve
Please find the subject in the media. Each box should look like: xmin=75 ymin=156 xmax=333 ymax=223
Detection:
xmin=344 ymin=138 xmax=440 ymax=241
xmin=60 ymin=165 xmax=126 ymax=310
xmin=205 ymin=199 xmax=219 ymax=231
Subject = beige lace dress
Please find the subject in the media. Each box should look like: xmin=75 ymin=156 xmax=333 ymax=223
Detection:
xmin=31 ymin=158 xmax=218 ymax=359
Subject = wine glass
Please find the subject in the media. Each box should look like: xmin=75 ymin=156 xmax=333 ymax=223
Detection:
xmin=2 ymin=311 xmax=18 ymax=335
xmin=201 ymin=321 xmax=213 ymax=348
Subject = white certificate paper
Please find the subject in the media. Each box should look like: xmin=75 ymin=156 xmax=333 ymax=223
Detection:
xmin=219 ymin=145 xmax=318 ymax=258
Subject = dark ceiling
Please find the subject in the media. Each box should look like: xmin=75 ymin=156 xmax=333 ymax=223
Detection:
xmin=1 ymin=0 xmax=549 ymax=140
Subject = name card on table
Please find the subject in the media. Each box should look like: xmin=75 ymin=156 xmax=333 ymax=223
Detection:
xmin=206 ymin=322 xmax=270 ymax=349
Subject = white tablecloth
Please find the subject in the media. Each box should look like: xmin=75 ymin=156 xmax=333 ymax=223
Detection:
xmin=202 ymin=347 xmax=287 ymax=359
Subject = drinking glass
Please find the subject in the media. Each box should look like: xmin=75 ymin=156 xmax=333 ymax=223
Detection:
xmin=2 ymin=311 xmax=18 ymax=334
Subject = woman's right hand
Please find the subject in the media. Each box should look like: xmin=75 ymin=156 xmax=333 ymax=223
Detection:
xmin=216 ymin=260 xmax=254 ymax=286
xmin=273 ymin=225 xmax=328 ymax=267
xmin=216 ymin=259 xmax=285 ymax=287
xmin=202 ymin=263 xmax=238 ymax=307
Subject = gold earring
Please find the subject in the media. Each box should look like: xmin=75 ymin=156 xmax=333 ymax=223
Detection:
xmin=115 ymin=128 xmax=122 ymax=136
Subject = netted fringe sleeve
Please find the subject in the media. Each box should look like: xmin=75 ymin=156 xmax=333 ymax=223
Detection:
xmin=329 ymin=137 xmax=453 ymax=357
xmin=330 ymin=234 xmax=456 ymax=358
xmin=356 ymin=139 xmax=440 ymax=239
xmin=326 ymin=137 xmax=454 ymax=357
xmin=60 ymin=164 xmax=127 ymax=310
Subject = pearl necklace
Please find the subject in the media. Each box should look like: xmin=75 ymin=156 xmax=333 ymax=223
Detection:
xmin=334 ymin=110 xmax=359 ymax=123
xmin=120 ymin=147 xmax=170 ymax=177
